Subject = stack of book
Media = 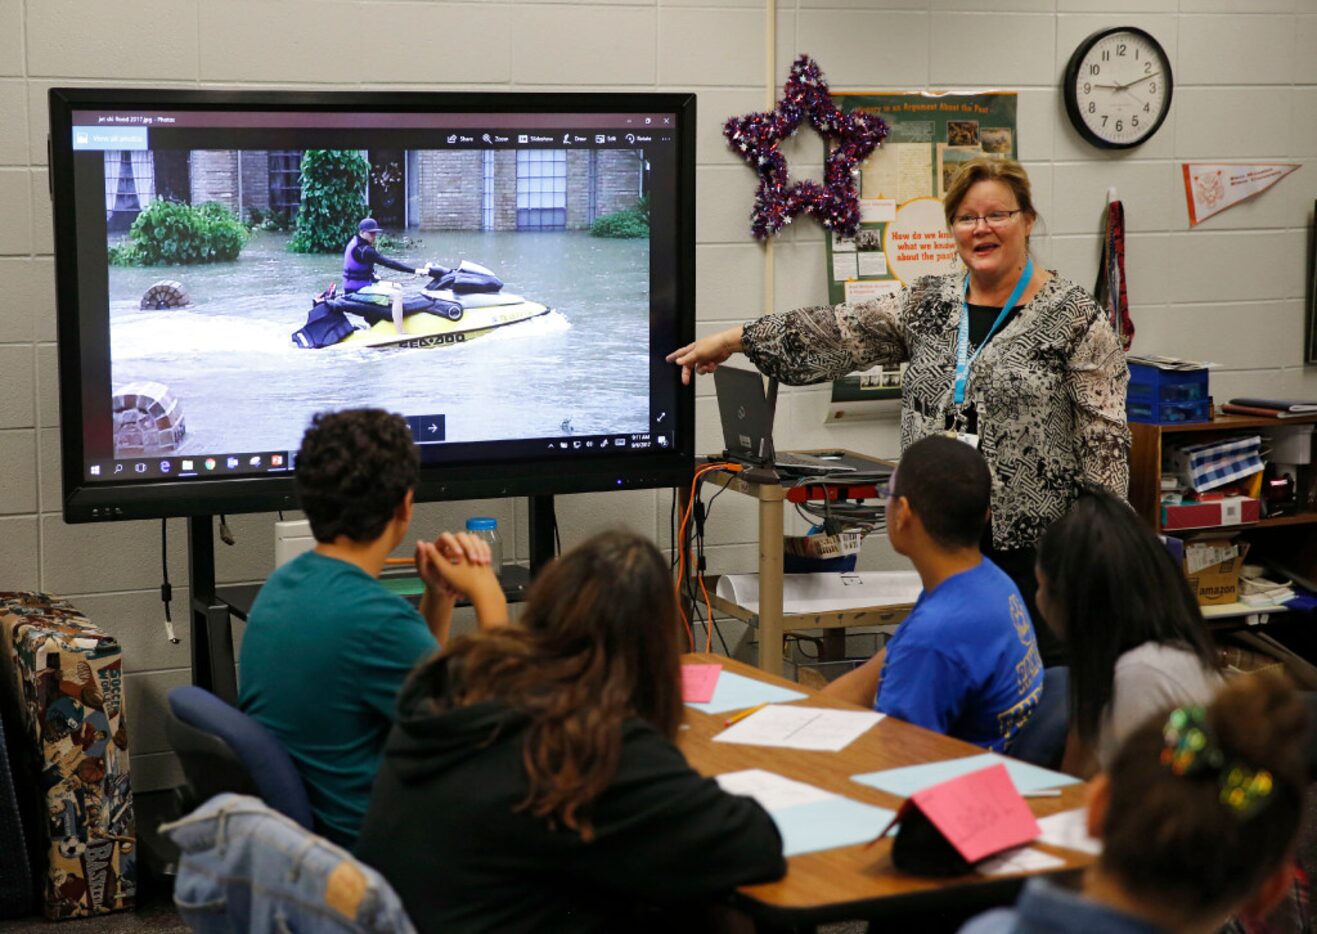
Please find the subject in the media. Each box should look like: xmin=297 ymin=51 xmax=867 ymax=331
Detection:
xmin=1221 ymin=398 xmax=1317 ymax=419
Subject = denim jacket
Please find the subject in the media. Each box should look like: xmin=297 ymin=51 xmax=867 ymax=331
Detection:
xmin=162 ymin=794 xmax=414 ymax=934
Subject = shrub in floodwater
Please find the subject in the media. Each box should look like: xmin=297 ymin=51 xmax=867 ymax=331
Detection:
xmin=109 ymin=199 xmax=249 ymax=265
xmin=247 ymin=205 xmax=291 ymax=232
xmin=590 ymin=196 xmax=649 ymax=239
xmin=289 ymin=150 xmax=369 ymax=254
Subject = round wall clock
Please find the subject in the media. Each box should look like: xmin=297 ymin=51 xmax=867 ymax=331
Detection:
xmin=1064 ymin=27 xmax=1173 ymax=150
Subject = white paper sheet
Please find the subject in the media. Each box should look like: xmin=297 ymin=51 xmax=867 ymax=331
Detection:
xmin=843 ymin=279 xmax=902 ymax=303
xmin=1035 ymin=808 xmax=1102 ymax=856
xmin=715 ymin=768 xmax=898 ymax=857
xmin=977 ymin=846 xmax=1067 ymax=876
xmin=714 ymin=704 xmax=884 ymax=752
xmin=832 ymin=251 xmax=858 ymax=282
xmin=715 ymin=768 xmax=835 ymax=810
xmin=857 ymin=251 xmax=888 ymax=277
xmin=859 ymin=198 xmax=897 ymax=224
xmin=716 ymin=571 xmax=923 ymax=615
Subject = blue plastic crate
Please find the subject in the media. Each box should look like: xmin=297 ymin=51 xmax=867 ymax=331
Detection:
xmin=1127 ymin=397 xmax=1213 ymax=425
xmin=1127 ymin=363 xmax=1209 ymax=405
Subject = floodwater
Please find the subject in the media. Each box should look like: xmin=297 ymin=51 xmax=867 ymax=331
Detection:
xmin=108 ymin=230 xmax=650 ymax=455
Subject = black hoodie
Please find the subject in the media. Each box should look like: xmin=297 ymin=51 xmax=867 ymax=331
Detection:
xmin=355 ymin=657 xmax=786 ymax=933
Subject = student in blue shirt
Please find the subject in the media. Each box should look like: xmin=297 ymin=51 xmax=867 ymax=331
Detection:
xmin=823 ymin=435 xmax=1042 ymax=752
xmin=238 ymin=408 xmax=504 ymax=847
xmin=961 ymin=671 xmax=1307 ymax=934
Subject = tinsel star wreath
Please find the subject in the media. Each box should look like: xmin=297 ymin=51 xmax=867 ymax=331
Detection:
xmin=724 ymin=55 xmax=889 ymax=240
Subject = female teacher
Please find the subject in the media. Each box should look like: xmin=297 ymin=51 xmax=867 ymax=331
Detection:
xmin=668 ymin=157 xmax=1130 ymax=665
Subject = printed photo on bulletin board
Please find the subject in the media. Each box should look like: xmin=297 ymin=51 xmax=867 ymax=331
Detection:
xmin=823 ymin=91 xmax=1018 ymax=422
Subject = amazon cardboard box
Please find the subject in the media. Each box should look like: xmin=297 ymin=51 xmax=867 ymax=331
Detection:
xmin=1180 ymin=537 xmax=1250 ymax=607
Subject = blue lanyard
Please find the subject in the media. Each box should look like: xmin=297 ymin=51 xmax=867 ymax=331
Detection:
xmin=953 ymin=257 xmax=1033 ymax=407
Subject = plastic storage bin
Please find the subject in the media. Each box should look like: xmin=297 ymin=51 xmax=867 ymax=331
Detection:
xmin=1127 ymin=398 xmax=1213 ymax=424
xmin=1127 ymin=364 xmax=1211 ymax=425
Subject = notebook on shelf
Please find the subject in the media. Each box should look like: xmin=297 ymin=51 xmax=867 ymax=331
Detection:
xmin=712 ymin=366 xmax=891 ymax=481
xmin=1221 ymin=403 xmax=1310 ymax=420
xmin=1230 ymin=398 xmax=1317 ymax=414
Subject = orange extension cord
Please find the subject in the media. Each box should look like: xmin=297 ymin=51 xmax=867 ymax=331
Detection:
xmin=676 ymin=462 xmax=742 ymax=652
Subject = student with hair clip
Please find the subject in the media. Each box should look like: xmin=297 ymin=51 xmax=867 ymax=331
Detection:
xmin=961 ymin=671 xmax=1309 ymax=934
xmin=355 ymin=529 xmax=785 ymax=933
xmin=1034 ymin=486 xmax=1222 ymax=775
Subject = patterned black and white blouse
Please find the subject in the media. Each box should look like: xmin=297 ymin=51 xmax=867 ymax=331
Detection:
xmin=741 ymin=271 xmax=1130 ymax=552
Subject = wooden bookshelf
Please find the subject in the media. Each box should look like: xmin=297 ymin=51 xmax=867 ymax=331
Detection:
xmin=1128 ymin=413 xmax=1317 ymax=531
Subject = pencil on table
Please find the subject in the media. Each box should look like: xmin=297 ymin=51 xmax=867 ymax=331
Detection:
xmin=723 ymin=703 xmax=768 ymax=727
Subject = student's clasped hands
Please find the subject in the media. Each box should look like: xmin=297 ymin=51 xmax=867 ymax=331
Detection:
xmin=416 ymin=531 xmax=493 ymax=600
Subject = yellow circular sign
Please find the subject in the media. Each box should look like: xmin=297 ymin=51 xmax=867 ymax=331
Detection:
xmin=883 ymin=197 xmax=964 ymax=286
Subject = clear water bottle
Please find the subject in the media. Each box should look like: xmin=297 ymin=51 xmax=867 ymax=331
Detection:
xmin=465 ymin=517 xmax=502 ymax=581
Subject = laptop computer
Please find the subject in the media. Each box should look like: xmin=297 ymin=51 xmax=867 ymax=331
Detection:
xmin=713 ymin=366 xmax=861 ymax=477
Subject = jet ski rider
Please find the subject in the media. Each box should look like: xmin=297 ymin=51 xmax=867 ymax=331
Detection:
xmin=343 ymin=218 xmax=430 ymax=336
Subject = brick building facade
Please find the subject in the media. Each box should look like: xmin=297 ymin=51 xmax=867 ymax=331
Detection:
xmin=162 ymin=147 xmax=645 ymax=231
xmin=186 ymin=150 xmax=274 ymax=220
xmin=410 ymin=148 xmax=645 ymax=231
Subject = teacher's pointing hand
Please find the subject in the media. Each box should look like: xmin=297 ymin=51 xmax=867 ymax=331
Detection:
xmin=666 ymin=325 xmax=745 ymax=385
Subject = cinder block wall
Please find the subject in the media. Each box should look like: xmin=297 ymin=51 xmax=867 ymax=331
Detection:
xmin=1 ymin=0 xmax=1313 ymax=789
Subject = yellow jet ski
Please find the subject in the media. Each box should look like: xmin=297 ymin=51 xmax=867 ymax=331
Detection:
xmin=337 ymin=291 xmax=552 ymax=350
xmin=292 ymin=260 xmax=552 ymax=350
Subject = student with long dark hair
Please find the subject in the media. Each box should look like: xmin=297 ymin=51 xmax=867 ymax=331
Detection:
xmin=1034 ymin=487 xmax=1221 ymax=775
xmin=355 ymin=530 xmax=785 ymax=933
xmin=962 ymin=671 xmax=1309 ymax=933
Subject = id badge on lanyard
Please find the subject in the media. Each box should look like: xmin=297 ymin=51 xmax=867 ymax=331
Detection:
xmin=948 ymin=257 xmax=1033 ymax=449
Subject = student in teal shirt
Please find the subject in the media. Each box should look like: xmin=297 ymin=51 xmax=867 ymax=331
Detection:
xmin=238 ymin=408 xmax=506 ymax=847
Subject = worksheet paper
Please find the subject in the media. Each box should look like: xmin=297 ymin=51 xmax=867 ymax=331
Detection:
xmin=715 ymin=704 xmax=883 ymax=752
xmin=684 ymin=671 xmax=807 ymax=715
xmin=715 ymin=571 xmax=924 ymax=615
xmin=717 ymin=768 xmax=897 ymax=857
xmin=977 ymin=846 xmax=1067 ymax=877
xmin=1035 ymin=808 xmax=1102 ymax=856
xmin=851 ymin=752 xmax=1080 ymax=797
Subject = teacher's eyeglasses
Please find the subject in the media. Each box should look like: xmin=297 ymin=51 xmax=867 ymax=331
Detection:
xmin=952 ymin=209 xmax=1023 ymax=230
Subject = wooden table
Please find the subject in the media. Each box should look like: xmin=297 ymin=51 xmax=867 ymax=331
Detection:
xmin=677 ymin=654 xmax=1094 ymax=929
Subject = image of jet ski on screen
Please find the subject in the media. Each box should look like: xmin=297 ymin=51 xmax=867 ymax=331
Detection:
xmin=293 ymin=259 xmax=552 ymax=351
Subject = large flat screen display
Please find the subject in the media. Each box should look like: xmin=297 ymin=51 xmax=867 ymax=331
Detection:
xmin=49 ymin=89 xmax=695 ymax=522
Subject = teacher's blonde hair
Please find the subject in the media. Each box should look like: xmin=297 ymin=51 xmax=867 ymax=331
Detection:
xmin=942 ymin=157 xmax=1038 ymax=232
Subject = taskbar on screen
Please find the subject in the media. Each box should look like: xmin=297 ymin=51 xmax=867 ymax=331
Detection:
xmin=86 ymin=451 xmax=291 ymax=482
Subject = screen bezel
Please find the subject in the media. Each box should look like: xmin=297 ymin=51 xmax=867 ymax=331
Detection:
xmin=50 ymin=87 xmax=696 ymax=522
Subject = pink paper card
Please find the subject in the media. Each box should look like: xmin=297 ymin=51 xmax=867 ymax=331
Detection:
xmin=909 ymin=763 xmax=1040 ymax=864
xmin=681 ymin=664 xmax=723 ymax=703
